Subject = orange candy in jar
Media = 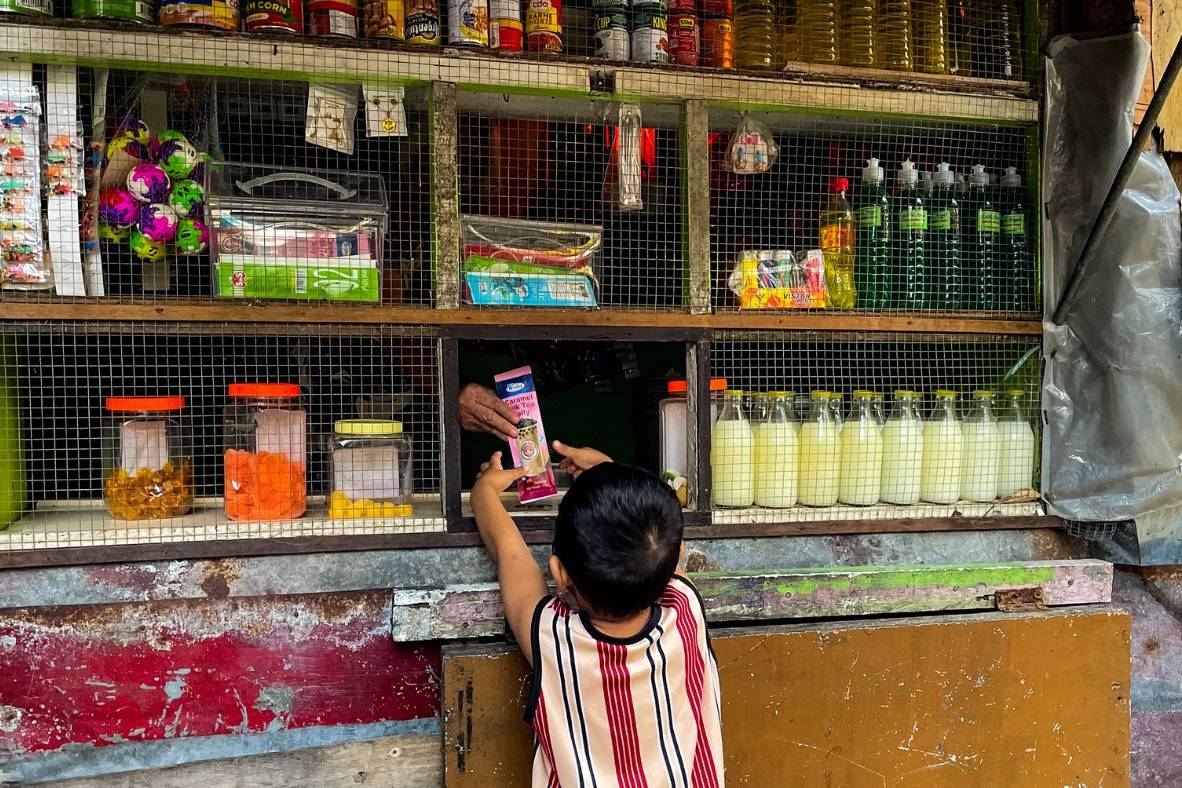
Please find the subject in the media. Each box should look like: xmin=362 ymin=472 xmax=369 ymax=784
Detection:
xmin=224 ymin=383 xmax=307 ymax=521
xmin=103 ymin=396 xmax=194 ymax=520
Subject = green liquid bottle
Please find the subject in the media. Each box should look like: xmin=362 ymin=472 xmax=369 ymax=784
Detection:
xmin=965 ymin=163 xmax=1000 ymax=311
xmin=1000 ymin=166 xmax=1034 ymax=311
xmin=893 ymin=160 xmax=928 ymax=310
xmin=855 ymin=158 xmax=891 ymax=309
xmin=928 ymin=162 xmax=962 ymax=310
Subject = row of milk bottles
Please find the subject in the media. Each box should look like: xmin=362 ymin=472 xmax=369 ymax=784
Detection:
xmin=711 ymin=388 xmax=1035 ymax=508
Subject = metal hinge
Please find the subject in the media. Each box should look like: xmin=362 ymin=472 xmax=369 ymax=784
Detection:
xmin=994 ymin=587 xmax=1048 ymax=612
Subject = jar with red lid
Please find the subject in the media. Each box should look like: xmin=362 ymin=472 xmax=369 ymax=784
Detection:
xmin=224 ymin=383 xmax=307 ymax=522
xmin=103 ymin=396 xmax=193 ymax=520
xmin=659 ymin=377 xmax=728 ymax=489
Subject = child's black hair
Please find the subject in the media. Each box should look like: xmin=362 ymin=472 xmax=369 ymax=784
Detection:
xmin=553 ymin=463 xmax=684 ymax=619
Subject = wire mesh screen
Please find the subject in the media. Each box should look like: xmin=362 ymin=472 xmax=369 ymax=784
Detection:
xmin=0 ymin=323 xmax=443 ymax=551
xmin=710 ymin=109 xmax=1035 ymax=315
xmin=457 ymin=96 xmax=684 ymax=310
xmin=1 ymin=66 xmax=432 ymax=304
xmin=709 ymin=330 xmax=1041 ymax=522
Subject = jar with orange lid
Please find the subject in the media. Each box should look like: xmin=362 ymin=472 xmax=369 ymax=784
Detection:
xmin=327 ymin=419 xmax=414 ymax=519
xmin=223 ymin=383 xmax=307 ymax=522
xmin=659 ymin=377 xmax=728 ymax=494
xmin=103 ymin=396 xmax=193 ymax=520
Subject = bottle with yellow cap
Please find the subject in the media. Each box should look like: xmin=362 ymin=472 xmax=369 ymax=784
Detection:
xmin=754 ymin=392 xmax=798 ymax=508
xmin=997 ymin=388 xmax=1035 ymax=495
xmin=838 ymin=391 xmax=882 ymax=505
xmin=920 ymin=390 xmax=963 ymax=504
xmin=328 ymin=419 xmax=414 ymax=519
xmin=960 ymin=390 xmax=1000 ymax=501
xmin=881 ymin=390 xmax=923 ymax=504
xmin=712 ymin=390 xmax=755 ymax=507
xmin=799 ymin=390 xmax=840 ymax=506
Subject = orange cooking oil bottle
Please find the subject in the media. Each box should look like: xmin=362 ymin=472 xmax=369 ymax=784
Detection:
xmin=734 ymin=0 xmax=777 ymax=68
xmin=819 ymin=176 xmax=856 ymax=308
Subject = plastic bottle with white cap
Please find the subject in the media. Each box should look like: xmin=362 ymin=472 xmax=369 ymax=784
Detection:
xmin=894 ymin=159 xmax=928 ymax=310
xmin=999 ymin=166 xmax=1033 ymax=311
xmin=855 ymin=157 xmax=891 ymax=309
xmin=965 ymin=163 xmax=999 ymax=311
xmin=929 ymin=161 xmax=962 ymax=310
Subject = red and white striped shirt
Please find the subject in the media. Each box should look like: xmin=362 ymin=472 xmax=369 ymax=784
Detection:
xmin=526 ymin=576 xmax=724 ymax=788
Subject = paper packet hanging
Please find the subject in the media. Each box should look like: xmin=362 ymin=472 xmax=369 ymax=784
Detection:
xmin=727 ymin=114 xmax=777 ymax=174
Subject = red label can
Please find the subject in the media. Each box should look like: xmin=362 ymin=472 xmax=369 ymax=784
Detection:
xmin=698 ymin=0 xmax=730 ymax=17
xmin=308 ymin=0 xmax=360 ymax=36
xmin=525 ymin=0 xmax=563 ymax=52
xmin=667 ymin=0 xmax=693 ymax=12
xmin=244 ymin=0 xmax=303 ymax=32
xmin=668 ymin=12 xmax=698 ymax=65
xmin=700 ymin=17 xmax=733 ymax=68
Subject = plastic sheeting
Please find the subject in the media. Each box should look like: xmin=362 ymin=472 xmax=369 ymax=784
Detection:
xmin=1043 ymin=32 xmax=1182 ymax=563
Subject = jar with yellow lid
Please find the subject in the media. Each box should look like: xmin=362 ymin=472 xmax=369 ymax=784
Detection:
xmin=328 ymin=419 xmax=414 ymax=519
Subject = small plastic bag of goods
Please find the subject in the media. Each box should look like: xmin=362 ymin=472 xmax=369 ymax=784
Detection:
xmin=727 ymin=114 xmax=778 ymax=175
xmin=727 ymin=248 xmax=827 ymax=309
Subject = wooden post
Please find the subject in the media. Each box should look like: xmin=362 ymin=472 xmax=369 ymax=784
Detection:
xmin=440 ymin=335 xmax=463 ymax=525
xmin=683 ymin=100 xmax=712 ymax=315
xmin=688 ymin=337 xmax=712 ymax=512
xmin=431 ymin=82 xmax=461 ymax=310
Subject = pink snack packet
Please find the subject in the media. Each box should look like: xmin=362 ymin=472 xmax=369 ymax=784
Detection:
xmin=493 ymin=365 xmax=559 ymax=503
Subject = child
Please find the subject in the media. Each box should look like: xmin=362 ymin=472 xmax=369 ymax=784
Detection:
xmin=472 ymin=441 xmax=724 ymax=787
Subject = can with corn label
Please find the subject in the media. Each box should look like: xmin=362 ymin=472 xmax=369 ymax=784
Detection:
xmin=244 ymin=0 xmax=303 ymax=32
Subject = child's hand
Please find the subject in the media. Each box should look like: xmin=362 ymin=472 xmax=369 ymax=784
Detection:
xmin=552 ymin=441 xmax=612 ymax=479
xmin=475 ymin=451 xmax=527 ymax=493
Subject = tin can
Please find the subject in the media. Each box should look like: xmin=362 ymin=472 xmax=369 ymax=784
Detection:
xmin=700 ymin=16 xmax=732 ymax=67
xmin=364 ymin=0 xmax=404 ymax=36
xmin=697 ymin=0 xmax=728 ymax=15
xmin=448 ymin=0 xmax=488 ymax=45
xmin=405 ymin=0 xmax=441 ymax=42
xmin=244 ymin=0 xmax=302 ymax=31
xmin=667 ymin=0 xmax=691 ymax=11
xmin=72 ymin=0 xmax=153 ymax=22
xmin=489 ymin=0 xmax=521 ymax=50
xmin=593 ymin=0 xmax=629 ymax=60
xmin=668 ymin=11 xmax=698 ymax=65
xmin=630 ymin=4 xmax=668 ymax=63
xmin=0 ymin=0 xmax=51 ymax=15
xmin=159 ymin=0 xmax=239 ymax=29
xmin=308 ymin=0 xmax=359 ymax=36
xmin=525 ymin=0 xmax=562 ymax=53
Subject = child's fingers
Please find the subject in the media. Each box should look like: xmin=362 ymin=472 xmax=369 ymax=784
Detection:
xmin=551 ymin=440 xmax=569 ymax=456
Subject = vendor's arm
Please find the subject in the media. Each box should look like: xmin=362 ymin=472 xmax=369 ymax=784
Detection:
xmin=459 ymin=383 xmax=520 ymax=441
xmin=471 ymin=452 xmax=547 ymax=665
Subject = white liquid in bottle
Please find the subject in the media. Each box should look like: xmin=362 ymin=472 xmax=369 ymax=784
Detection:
xmin=712 ymin=391 xmax=755 ymax=507
xmin=799 ymin=392 xmax=840 ymax=506
xmin=920 ymin=391 xmax=963 ymax=504
xmin=838 ymin=392 xmax=882 ymax=505
xmin=997 ymin=390 xmax=1035 ymax=496
xmin=960 ymin=391 xmax=1000 ymax=503
xmin=881 ymin=391 xmax=924 ymax=505
xmin=754 ymin=420 xmax=798 ymax=508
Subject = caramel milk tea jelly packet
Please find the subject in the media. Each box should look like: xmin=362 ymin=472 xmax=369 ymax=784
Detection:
xmin=494 ymin=365 xmax=559 ymax=503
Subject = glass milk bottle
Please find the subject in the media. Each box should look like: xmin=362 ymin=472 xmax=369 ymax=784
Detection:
xmin=870 ymin=391 xmax=886 ymax=427
xmin=754 ymin=393 xmax=798 ymax=508
xmin=838 ymin=391 xmax=883 ymax=505
xmin=798 ymin=391 xmax=841 ymax=506
xmin=920 ymin=390 xmax=964 ymax=504
xmin=881 ymin=390 xmax=924 ymax=504
xmin=997 ymin=389 xmax=1036 ymax=496
xmin=960 ymin=390 xmax=1001 ymax=502
xmin=711 ymin=390 xmax=755 ymax=507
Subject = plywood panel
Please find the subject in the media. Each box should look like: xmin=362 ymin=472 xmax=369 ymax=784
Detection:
xmin=443 ymin=607 xmax=1131 ymax=787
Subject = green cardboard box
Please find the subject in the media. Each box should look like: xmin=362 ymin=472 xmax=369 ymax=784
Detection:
xmin=215 ymin=258 xmax=381 ymax=302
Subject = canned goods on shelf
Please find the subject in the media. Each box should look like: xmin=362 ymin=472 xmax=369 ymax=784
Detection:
xmin=448 ymin=0 xmax=488 ymax=45
xmin=525 ymin=0 xmax=562 ymax=53
xmin=405 ymin=0 xmax=441 ymax=43
xmin=244 ymin=0 xmax=303 ymax=32
xmin=631 ymin=4 xmax=668 ymax=63
xmin=698 ymin=0 xmax=729 ymax=16
xmin=364 ymin=0 xmax=405 ymax=37
xmin=0 ymin=0 xmax=51 ymax=16
xmin=159 ymin=0 xmax=239 ymax=29
xmin=668 ymin=11 xmax=698 ymax=65
xmin=72 ymin=0 xmax=154 ymax=24
xmin=593 ymin=0 xmax=629 ymax=60
xmin=700 ymin=16 xmax=733 ymax=68
xmin=489 ymin=0 xmax=522 ymax=50
xmin=308 ymin=0 xmax=360 ymax=36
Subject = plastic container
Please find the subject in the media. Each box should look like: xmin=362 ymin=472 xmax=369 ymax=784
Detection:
xmin=754 ymin=392 xmax=798 ymax=508
xmin=734 ymin=0 xmax=776 ymax=69
xmin=838 ymin=390 xmax=883 ymax=505
xmin=328 ymin=419 xmax=414 ymax=519
xmin=878 ymin=0 xmax=911 ymax=70
xmin=659 ymin=377 xmax=727 ymax=479
xmin=912 ymin=0 xmax=947 ymax=73
xmin=839 ymin=0 xmax=874 ymax=67
xmin=880 ymin=389 xmax=923 ymax=504
xmin=711 ymin=390 xmax=755 ymax=507
xmin=820 ymin=176 xmax=856 ymax=309
xmin=965 ymin=164 xmax=1000 ymax=311
xmin=855 ymin=158 xmax=891 ymax=309
xmin=224 ymin=383 xmax=307 ymax=522
xmin=894 ymin=160 xmax=928 ymax=310
xmin=103 ymin=396 xmax=193 ymax=520
xmin=960 ymin=390 xmax=1000 ymax=502
xmin=920 ymin=390 xmax=963 ymax=504
xmin=929 ymin=162 xmax=963 ymax=310
xmin=799 ymin=0 xmax=838 ymax=64
xmin=798 ymin=390 xmax=840 ymax=506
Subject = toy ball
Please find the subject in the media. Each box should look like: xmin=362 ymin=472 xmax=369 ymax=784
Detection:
xmin=138 ymin=202 xmax=179 ymax=243
xmin=99 ymin=223 xmax=129 ymax=242
xmin=126 ymin=162 xmax=170 ymax=203
xmin=156 ymin=137 xmax=200 ymax=180
xmin=105 ymin=134 xmax=146 ymax=162
xmin=98 ymin=188 xmax=140 ymax=228
xmin=174 ymin=218 xmax=209 ymax=255
xmin=168 ymin=180 xmax=205 ymax=218
xmin=149 ymin=129 xmax=187 ymax=159
xmin=123 ymin=119 xmax=151 ymax=145
xmin=128 ymin=229 xmax=167 ymax=262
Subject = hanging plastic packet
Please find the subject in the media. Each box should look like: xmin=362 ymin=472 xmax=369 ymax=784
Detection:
xmin=305 ymin=83 xmax=358 ymax=155
xmin=727 ymin=113 xmax=777 ymax=175
xmin=363 ymin=85 xmax=408 ymax=138
xmin=616 ymin=103 xmax=644 ymax=211
xmin=0 ymin=72 xmax=52 ymax=291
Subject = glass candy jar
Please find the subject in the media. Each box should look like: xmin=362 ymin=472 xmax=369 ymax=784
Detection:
xmin=328 ymin=419 xmax=413 ymax=519
xmin=224 ymin=383 xmax=307 ymax=521
xmin=103 ymin=396 xmax=193 ymax=520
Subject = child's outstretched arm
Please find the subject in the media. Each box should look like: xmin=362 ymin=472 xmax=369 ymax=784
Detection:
xmin=472 ymin=451 xmax=548 ymax=666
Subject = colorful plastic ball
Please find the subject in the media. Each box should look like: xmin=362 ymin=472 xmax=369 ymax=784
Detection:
xmin=98 ymin=188 xmax=140 ymax=228
xmin=149 ymin=129 xmax=187 ymax=160
xmin=99 ymin=223 xmax=129 ymax=242
xmin=128 ymin=229 xmax=167 ymax=262
xmin=168 ymin=180 xmax=205 ymax=218
xmin=156 ymin=137 xmax=200 ymax=180
xmin=105 ymin=134 xmax=146 ymax=162
xmin=126 ymin=162 xmax=170 ymax=203
xmin=138 ymin=203 xmax=179 ymax=243
xmin=174 ymin=218 xmax=209 ymax=255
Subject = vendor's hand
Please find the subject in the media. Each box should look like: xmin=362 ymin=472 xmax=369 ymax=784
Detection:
xmin=552 ymin=441 xmax=612 ymax=479
xmin=475 ymin=451 xmax=527 ymax=493
xmin=459 ymin=383 xmax=519 ymax=440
